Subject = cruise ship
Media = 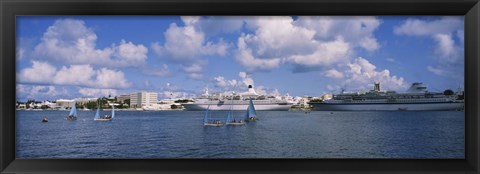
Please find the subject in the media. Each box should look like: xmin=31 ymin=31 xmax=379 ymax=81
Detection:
xmin=309 ymin=82 xmax=464 ymax=111
xmin=182 ymin=85 xmax=295 ymax=111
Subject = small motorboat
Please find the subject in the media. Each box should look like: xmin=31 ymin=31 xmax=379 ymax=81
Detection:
xmin=41 ymin=118 xmax=48 ymax=122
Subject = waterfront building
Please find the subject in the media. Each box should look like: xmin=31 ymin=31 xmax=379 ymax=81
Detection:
xmin=130 ymin=92 xmax=158 ymax=108
xmin=55 ymin=99 xmax=74 ymax=108
xmin=117 ymin=94 xmax=130 ymax=103
xmin=17 ymin=103 xmax=26 ymax=109
xmin=74 ymin=98 xmax=98 ymax=105
xmin=41 ymin=101 xmax=56 ymax=108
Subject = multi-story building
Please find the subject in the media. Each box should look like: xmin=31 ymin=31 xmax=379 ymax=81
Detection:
xmin=130 ymin=92 xmax=158 ymax=108
xmin=55 ymin=99 xmax=74 ymax=108
xmin=117 ymin=94 xmax=130 ymax=103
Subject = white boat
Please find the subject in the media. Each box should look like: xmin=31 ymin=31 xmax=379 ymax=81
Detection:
xmin=203 ymin=105 xmax=223 ymax=127
xmin=225 ymin=96 xmax=246 ymax=126
xmin=65 ymin=101 xmax=77 ymax=121
xmin=182 ymin=85 xmax=294 ymax=111
xmin=94 ymin=102 xmax=115 ymax=121
xmin=309 ymin=82 xmax=465 ymax=111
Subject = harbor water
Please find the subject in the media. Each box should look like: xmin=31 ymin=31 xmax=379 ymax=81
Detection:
xmin=16 ymin=110 xmax=464 ymax=158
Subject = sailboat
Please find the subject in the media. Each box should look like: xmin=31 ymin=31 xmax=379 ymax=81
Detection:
xmin=226 ymin=95 xmax=245 ymax=126
xmin=94 ymin=102 xmax=114 ymax=121
xmin=65 ymin=101 xmax=78 ymax=121
xmin=245 ymin=98 xmax=258 ymax=121
xmin=204 ymin=105 xmax=222 ymax=127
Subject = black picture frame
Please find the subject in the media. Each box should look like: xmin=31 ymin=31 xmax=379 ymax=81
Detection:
xmin=1 ymin=0 xmax=479 ymax=173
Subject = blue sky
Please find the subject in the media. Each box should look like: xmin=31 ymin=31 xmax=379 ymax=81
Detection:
xmin=16 ymin=16 xmax=465 ymax=101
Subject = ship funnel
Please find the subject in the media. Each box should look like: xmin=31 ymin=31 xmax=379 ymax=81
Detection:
xmin=242 ymin=85 xmax=258 ymax=97
xmin=247 ymin=85 xmax=257 ymax=94
xmin=374 ymin=82 xmax=380 ymax=92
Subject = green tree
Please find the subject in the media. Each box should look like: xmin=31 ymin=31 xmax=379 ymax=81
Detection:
xmin=26 ymin=100 xmax=35 ymax=109
xmin=171 ymin=104 xmax=178 ymax=109
xmin=41 ymin=105 xmax=50 ymax=110
xmin=86 ymin=101 xmax=97 ymax=109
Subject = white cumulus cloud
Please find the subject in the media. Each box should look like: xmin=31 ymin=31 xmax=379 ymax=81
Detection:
xmin=16 ymin=84 xmax=68 ymax=100
xmin=323 ymin=69 xmax=345 ymax=79
xmin=115 ymin=40 xmax=148 ymax=67
xmin=294 ymin=16 xmax=381 ymax=52
xmin=53 ymin=64 xmax=96 ymax=86
xmin=235 ymin=36 xmax=283 ymax=72
xmin=287 ymin=37 xmax=351 ymax=69
xmin=343 ymin=57 xmax=407 ymax=91
xmin=17 ymin=61 xmax=132 ymax=89
xmin=239 ymin=72 xmax=254 ymax=87
xmin=32 ymin=18 xmax=148 ymax=67
xmin=152 ymin=16 xmax=231 ymax=79
xmin=433 ymin=33 xmax=461 ymax=62
xmin=213 ymin=76 xmax=238 ymax=88
xmin=394 ymin=16 xmax=463 ymax=79
xmin=94 ymin=68 xmax=132 ymax=89
xmin=235 ymin=16 xmax=381 ymax=73
xmin=17 ymin=61 xmax=57 ymax=84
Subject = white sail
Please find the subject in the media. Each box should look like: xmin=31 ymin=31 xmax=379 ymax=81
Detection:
xmin=94 ymin=101 xmax=100 ymax=120
xmin=111 ymin=105 xmax=115 ymax=118
xmin=69 ymin=101 xmax=77 ymax=116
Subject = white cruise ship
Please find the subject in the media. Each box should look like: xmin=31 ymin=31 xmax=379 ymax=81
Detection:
xmin=182 ymin=85 xmax=295 ymax=111
xmin=309 ymin=82 xmax=464 ymax=111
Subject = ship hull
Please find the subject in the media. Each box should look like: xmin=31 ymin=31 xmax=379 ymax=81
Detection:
xmin=182 ymin=103 xmax=292 ymax=111
xmin=310 ymin=102 xmax=464 ymax=111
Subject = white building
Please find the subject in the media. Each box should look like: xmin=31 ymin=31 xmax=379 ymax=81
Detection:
xmin=55 ymin=99 xmax=74 ymax=108
xmin=130 ymin=92 xmax=158 ymax=108
xmin=17 ymin=103 xmax=27 ymax=109
xmin=74 ymin=98 xmax=98 ymax=105
xmin=41 ymin=101 xmax=57 ymax=108
xmin=117 ymin=94 xmax=130 ymax=103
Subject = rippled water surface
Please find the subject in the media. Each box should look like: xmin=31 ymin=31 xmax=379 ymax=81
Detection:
xmin=16 ymin=110 xmax=464 ymax=158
